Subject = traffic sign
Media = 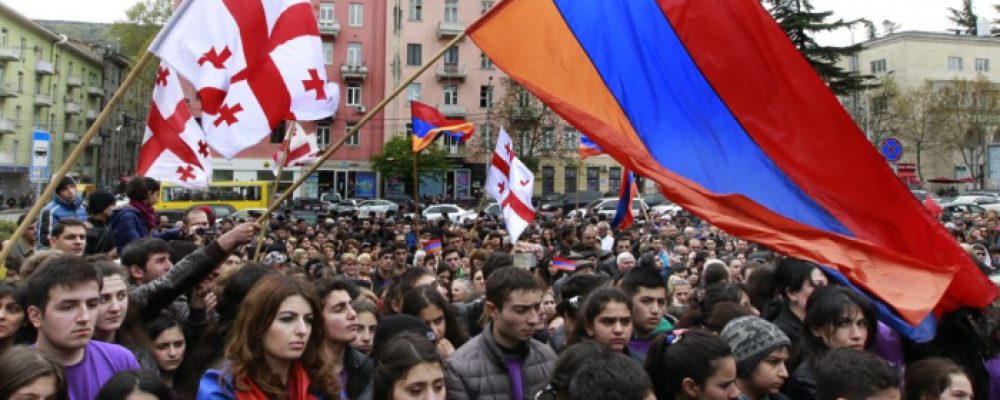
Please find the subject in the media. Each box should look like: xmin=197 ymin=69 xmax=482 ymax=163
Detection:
xmin=880 ymin=137 xmax=902 ymax=162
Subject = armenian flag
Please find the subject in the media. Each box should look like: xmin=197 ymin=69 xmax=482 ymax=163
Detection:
xmin=579 ymin=134 xmax=603 ymax=159
xmin=551 ymin=258 xmax=576 ymax=272
xmin=467 ymin=0 xmax=997 ymax=339
xmin=611 ymin=169 xmax=637 ymax=230
xmin=423 ymin=239 xmax=443 ymax=254
xmin=411 ymin=101 xmax=475 ymax=152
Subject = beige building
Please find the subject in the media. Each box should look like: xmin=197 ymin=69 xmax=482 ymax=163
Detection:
xmin=842 ymin=31 xmax=1000 ymax=188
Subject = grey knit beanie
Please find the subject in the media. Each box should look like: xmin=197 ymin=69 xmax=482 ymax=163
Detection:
xmin=720 ymin=316 xmax=791 ymax=377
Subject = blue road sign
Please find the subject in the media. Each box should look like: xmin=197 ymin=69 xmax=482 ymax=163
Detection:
xmin=880 ymin=137 xmax=902 ymax=162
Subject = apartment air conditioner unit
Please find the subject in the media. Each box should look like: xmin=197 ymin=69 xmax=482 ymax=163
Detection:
xmin=355 ymin=105 xmax=366 ymax=113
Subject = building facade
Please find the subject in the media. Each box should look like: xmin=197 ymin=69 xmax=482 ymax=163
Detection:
xmin=842 ymin=31 xmax=1000 ymax=188
xmin=0 ymin=2 xmax=106 ymax=198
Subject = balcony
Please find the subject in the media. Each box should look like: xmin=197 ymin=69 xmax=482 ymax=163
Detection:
xmin=64 ymin=132 xmax=80 ymax=142
xmin=86 ymin=109 xmax=97 ymax=120
xmin=437 ymin=20 xmax=465 ymax=39
xmin=0 ymin=47 xmax=21 ymax=62
xmin=66 ymin=75 xmax=83 ymax=87
xmin=89 ymin=137 xmax=102 ymax=146
xmin=0 ymin=83 xmax=18 ymax=98
xmin=513 ymin=106 xmax=541 ymax=121
xmin=35 ymin=60 xmax=55 ymax=75
xmin=0 ymin=118 xmax=15 ymax=133
xmin=64 ymin=100 xmax=81 ymax=114
xmin=436 ymin=103 xmax=466 ymax=118
xmin=318 ymin=19 xmax=341 ymax=38
xmin=87 ymin=86 xmax=105 ymax=97
xmin=436 ymin=63 xmax=466 ymax=81
xmin=340 ymin=63 xmax=368 ymax=80
xmin=33 ymin=93 xmax=53 ymax=107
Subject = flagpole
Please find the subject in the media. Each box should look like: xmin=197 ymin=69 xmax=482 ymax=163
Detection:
xmin=254 ymin=122 xmax=295 ymax=261
xmin=0 ymin=51 xmax=156 ymax=278
xmin=253 ymin=31 xmax=470 ymax=228
xmin=411 ymin=145 xmax=422 ymax=239
xmin=471 ymin=77 xmax=494 ymax=242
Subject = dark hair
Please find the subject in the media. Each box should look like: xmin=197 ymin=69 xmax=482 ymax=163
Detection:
xmin=773 ymin=258 xmax=819 ymax=301
xmin=702 ymin=262 xmax=730 ymax=287
xmin=815 ymin=348 xmax=900 ymax=400
xmin=50 ymin=217 xmax=85 ymax=239
xmin=556 ymin=274 xmax=609 ymax=318
xmin=486 ymin=267 xmax=541 ymax=310
xmin=574 ymin=286 xmax=632 ymax=344
xmin=120 ymin=238 xmax=171 ymax=271
xmin=144 ymin=315 xmax=182 ymax=345
xmin=800 ymin=286 xmax=878 ymax=362
xmin=677 ymin=282 xmax=749 ymax=329
xmin=395 ymin=267 xmax=434 ymax=301
xmin=569 ymin=351 xmax=653 ymax=400
xmin=400 ymin=285 xmax=468 ymax=347
xmin=26 ymin=255 xmax=101 ymax=312
xmin=481 ymin=252 xmax=514 ymax=280
xmin=646 ymin=329 xmax=733 ymax=400
xmin=126 ymin=176 xmax=160 ymax=202
xmin=534 ymin=341 xmax=605 ymax=400
xmin=372 ymin=333 xmax=443 ymax=400
xmin=904 ymin=357 xmax=968 ymax=400
xmin=95 ymin=370 xmax=173 ymax=400
xmin=619 ymin=266 xmax=667 ymax=298
xmin=0 ymin=346 xmax=67 ymax=400
xmin=315 ymin=277 xmax=361 ymax=304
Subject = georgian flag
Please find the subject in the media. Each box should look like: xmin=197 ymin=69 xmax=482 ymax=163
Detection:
xmin=149 ymin=0 xmax=339 ymax=158
xmin=485 ymin=127 xmax=513 ymax=205
xmin=137 ymin=63 xmax=212 ymax=189
xmin=272 ymin=121 xmax=319 ymax=176
xmin=503 ymin=157 xmax=536 ymax=243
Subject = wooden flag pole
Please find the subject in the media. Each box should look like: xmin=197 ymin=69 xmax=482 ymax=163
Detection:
xmin=254 ymin=122 xmax=295 ymax=261
xmin=0 ymin=51 xmax=156 ymax=278
xmin=254 ymin=31 xmax=469 ymax=227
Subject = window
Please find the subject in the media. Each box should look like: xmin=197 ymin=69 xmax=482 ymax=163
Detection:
xmin=15 ymin=71 xmax=21 ymax=92
xmin=872 ymin=95 xmax=889 ymax=114
xmin=444 ymin=0 xmax=458 ymax=22
xmin=517 ymin=90 xmax=531 ymax=107
xmin=444 ymin=47 xmax=459 ymax=65
xmin=542 ymin=166 xmax=554 ymax=195
xmin=406 ymin=122 xmax=413 ymax=135
xmin=479 ymin=85 xmax=493 ymax=108
xmin=349 ymin=3 xmax=363 ymax=27
xmin=977 ymin=58 xmax=990 ymax=72
xmin=443 ymin=134 xmax=462 ymax=154
xmin=564 ymin=167 xmax=577 ymax=193
xmin=406 ymin=44 xmax=422 ymax=66
xmin=409 ymin=0 xmax=422 ymax=21
xmin=323 ymin=43 xmax=334 ymax=65
xmin=949 ymin=56 xmax=963 ymax=71
xmin=542 ymin=128 xmax=554 ymax=150
xmin=480 ymin=53 xmax=493 ymax=70
xmin=587 ymin=167 xmax=600 ymax=192
xmin=317 ymin=123 xmax=331 ymax=148
xmin=14 ymin=105 xmax=21 ymax=126
xmin=0 ymin=28 xmax=7 ymax=48
xmin=443 ymin=84 xmax=458 ymax=105
xmin=346 ymin=83 xmax=361 ymax=106
xmin=406 ymin=83 xmax=421 ymax=103
xmin=563 ymin=127 xmax=578 ymax=150
xmin=347 ymin=43 xmax=362 ymax=65
xmin=609 ymin=167 xmax=622 ymax=190
xmin=319 ymin=3 xmax=335 ymax=22
xmin=270 ymin=122 xmax=288 ymax=143
xmin=481 ymin=0 xmax=495 ymax=14
xmin=346 ymin=123 xmax=359 ymax=146
xmin=870 ymin=59 xmax=886 ymax=74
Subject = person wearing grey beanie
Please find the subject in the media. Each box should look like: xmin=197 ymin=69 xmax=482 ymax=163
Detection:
xmin=720 ymin=316 xmax=791 ymax=400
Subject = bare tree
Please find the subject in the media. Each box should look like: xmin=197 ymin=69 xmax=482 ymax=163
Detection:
xmin=894 ymin=82 xmax=943 ymax=181
xmin=934 ymin=76 xmax=1000 ymax=185
xmin=865 ymin=75 xmax=901 ymax=147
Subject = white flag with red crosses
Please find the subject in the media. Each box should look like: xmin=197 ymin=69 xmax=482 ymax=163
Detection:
xmin=485 ymin=127 xmax=535 ymax=243
xmin=149 ymin=0 xmax=339 ymax=159
xmin=272 ymin=121 xmax=320 ymax=176
xmin=137 ymin=63 xmax=212 ymax=189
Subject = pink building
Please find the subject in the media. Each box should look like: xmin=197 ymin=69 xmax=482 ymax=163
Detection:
xmin=203 ymin=0 xmax=388 ymax=199
xmin=382 ymin=0 xmax=501 ymax=198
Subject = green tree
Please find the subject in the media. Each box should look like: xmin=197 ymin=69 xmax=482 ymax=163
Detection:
xmin=109 ymin=0 xmax=173 ymax=59
xmin=949 ymin=0 xmax=978 ymax=35
xmin=764 ymin=0 xmax=871 ymax=96
xmin=370 ymin=134 xmax=453 ymax=196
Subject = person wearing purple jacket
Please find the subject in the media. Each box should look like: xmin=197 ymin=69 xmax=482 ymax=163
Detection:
xmin=26 ymin=254 xmax=139 ymax=400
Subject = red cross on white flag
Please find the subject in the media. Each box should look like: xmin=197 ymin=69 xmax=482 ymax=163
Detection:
xmin=149 ymin=0 xmax=340 ymax=159
xmin=485 ymin=127 xmax=535 ymax=243
xmin=137 ymin=63 xmax=212 ymax=189
xmin=272 ymin=121 xmax=319 ymax=176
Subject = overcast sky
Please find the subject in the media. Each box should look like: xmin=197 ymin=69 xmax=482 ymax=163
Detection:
xmin=2 ymin=0 xmax=998 ymax=45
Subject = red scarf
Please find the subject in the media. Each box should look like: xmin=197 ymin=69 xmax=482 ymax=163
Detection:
xmin=129 ymin=199 xmax=157 ymax=231
xmin=235 ymin=362 xmax=317 ymax=400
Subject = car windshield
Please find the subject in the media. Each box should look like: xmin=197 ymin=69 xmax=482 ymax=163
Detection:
xmin=954 ymin=196 xmax=981 ymax=204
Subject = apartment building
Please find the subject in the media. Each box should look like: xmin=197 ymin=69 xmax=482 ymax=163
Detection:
xmin=0 ymin=2 xmax=106 ymax=196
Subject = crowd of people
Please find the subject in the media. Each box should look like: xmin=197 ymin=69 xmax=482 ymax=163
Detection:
xmin=0 ymin=174 xmax=996 ymax=400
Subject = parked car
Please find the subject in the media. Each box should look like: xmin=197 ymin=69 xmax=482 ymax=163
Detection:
xmin=561 ymin=191 xmax=607 ymax=211
xmin=947 ymin=195 xmax=1000 ymax=211
xmin=573 ymin=197 xmax=649 ymax=219
xmin=332 ymin=199 xmax=360 ymax=216
xmin=290 ymin=198 xmax=329 ymax=212
xmin=651 ymin=202 xmax=683 ymax=215
xmin=383 ymin=194 xmax=415 ymax=212
xmin=484 ymin=202 xmax=501 ymax=217
xmin=418 ymin=204 xmax=477 ymax=223
xmin=642 ymin=192 xmax=668 ymax=207
xmin=942 ymin=203 xmax=986 ymax=220
xmin=225 ymin=208 xmax=268 ymax=223
xmin=357 ymin=199 xmax=400 ymax=217
xmin=191 ymin=204 xmax=237 ymax=223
